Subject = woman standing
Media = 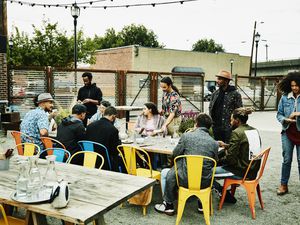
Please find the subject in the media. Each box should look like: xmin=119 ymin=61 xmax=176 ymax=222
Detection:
xmin=160 ymin=77 xmax=182 ymax=136
xmin=135 ymin=102 xmax=165 ymax=136
xmin=276 ymin=71 xmax=300 ymax=195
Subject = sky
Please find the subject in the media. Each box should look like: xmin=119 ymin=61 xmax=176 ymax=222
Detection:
xmin=6 ymin=0 xmax=300 ymax=62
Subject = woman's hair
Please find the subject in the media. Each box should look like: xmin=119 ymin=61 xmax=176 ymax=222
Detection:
xmin=232 ymin=107 xmax=255 ymax=124
xmin=144 ymin=102 xmax=159 ymax=115
xmin=161 ymin=76 xmax=180 ymax=95
xmin=277 ymin=71 xmax=300 ymax=94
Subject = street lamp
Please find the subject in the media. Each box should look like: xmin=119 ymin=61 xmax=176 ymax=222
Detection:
xmin=254 ymin=32 xmax=260 ymax=77
xmin=71 ymin=3 xmax=80 ymax=91
xmin=230 ymin=59 xmax=234 ymax=75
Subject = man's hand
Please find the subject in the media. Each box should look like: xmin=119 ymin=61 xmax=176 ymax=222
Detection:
xmin=289 ymin=112 xmax=300 ymax=119
xmin=285 ymin=118 xmax=296 ymax=123
xmin=82 ymin=98 xmax=91 ymax=104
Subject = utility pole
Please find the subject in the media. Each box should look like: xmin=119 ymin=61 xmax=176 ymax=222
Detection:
xmin=249 ymin=21 xmax=256 ymax=77
xmin=265 ymin=44 xmax=269 ymax=61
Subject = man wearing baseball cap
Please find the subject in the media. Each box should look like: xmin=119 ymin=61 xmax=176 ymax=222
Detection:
xmin=209 ymin=70 xmax=242 ymax=143
xmin=20 ymin=93 xmax=54 ymax=148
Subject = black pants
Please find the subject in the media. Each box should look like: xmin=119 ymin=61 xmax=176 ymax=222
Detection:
xmin=212 ymin=126 xmax=231 ymax=143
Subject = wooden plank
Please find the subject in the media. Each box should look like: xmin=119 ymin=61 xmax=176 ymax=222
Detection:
xmin=0 ymin=157 xmax=156 ymax=224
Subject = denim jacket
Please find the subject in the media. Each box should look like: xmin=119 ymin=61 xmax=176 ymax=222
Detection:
xmin=276 ymin=93 xmax=300 ymax=131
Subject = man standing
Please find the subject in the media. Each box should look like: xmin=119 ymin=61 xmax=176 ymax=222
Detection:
xmin=209 ymin=70 xmax=242 ymax=143
xmin=154 ymin=113 xmax=219 ymax=215
xmin=20 ymin=93 xmax=54 ymax=148
xmin=85 ymin=106 xmax=121 ymax=171
xmin=56 ymin=104 xmax=87 ymax=155
xmin=77 ymin=72 xmax=103 ymax=126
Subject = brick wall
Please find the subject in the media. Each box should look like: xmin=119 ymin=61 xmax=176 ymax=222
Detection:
xmin=0 ymin=53 xmax=8 ymax=100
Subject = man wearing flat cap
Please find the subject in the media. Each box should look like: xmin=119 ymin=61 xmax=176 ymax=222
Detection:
xmin=21 ymin=93 xmax=54 ymax=148
xmin=209 ymin=70 xmax=242 ymax=143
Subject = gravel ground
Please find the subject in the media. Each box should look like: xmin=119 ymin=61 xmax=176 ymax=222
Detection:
xmin=4 ymin=111 xmax=300 ymax=225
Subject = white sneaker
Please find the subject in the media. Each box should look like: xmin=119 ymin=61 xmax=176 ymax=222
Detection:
xmin=154 ymin=201 xmax=175 ymax=216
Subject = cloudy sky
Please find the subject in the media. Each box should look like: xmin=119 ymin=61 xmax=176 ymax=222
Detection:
xmin=7 ymin=0 xmax=300 ymax=61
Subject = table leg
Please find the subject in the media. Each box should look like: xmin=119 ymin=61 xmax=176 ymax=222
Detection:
xmin=94 ymin=215 xmax=106 ymax=225
xmin=125 ymin=111 xmax=130 ymax=132
xmin=31 ymin=212 xmax=48 ymax=225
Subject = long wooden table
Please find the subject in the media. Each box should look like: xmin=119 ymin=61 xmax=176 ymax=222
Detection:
xmin=0 ymin=157 xmax=156 ymax=225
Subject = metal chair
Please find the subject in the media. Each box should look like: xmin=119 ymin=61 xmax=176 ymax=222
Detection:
xmin=40 ymin=148 xmax=71 ymax=163
xmin=40 ymin=137 xmax=66 ymax=150
xmin=0 ymin=204 xmax=25 ymax=225
xmin=174 ymin=155 xmax=217 ymax=225
xmin=218 ymin=147 xmax=271 ymax=219
xmin=68 ymin=151 xmax=104 ymax=170
xmin=117 ymin=145 xmax=161 ymax=215
xmin=13 ymin=143 xmax=40 ymax=156
xmin=78 ymin=141 xmax=112 ymax=170
xmin=10 ymin=130 xmax=34 ymax=155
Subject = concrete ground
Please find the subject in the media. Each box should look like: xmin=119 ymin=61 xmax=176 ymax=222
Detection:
xmin=1 ymin=111 xmax=300 ymax=225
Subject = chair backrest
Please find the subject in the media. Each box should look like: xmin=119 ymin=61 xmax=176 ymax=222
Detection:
xmin=13 ymin=143 xmax=40 ymax=156
xmin=184 ymin=127 xmax=195 ymax=133
xmin=174 ymin=155 xmax=217 ymax=190
xmin=242 ymin=147 xmax=271 ymax=182
xmin=40 ymin=137 xmax=66 ymax=150
xmin=78 ymin=140 xmax=112 ymax=170
xmin=117 ymin=145 xmax=153 ymax=177
xmin=10 ymin=130 xmax=34 ymax=155
xmin=68 ymin=151 xmax=104 ymax=169
xmin=40 ymin=148 xmax=71 ymax=163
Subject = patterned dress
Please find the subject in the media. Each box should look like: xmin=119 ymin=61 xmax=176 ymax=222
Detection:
xmin=161 ymin=90 xmax=182 ymax=118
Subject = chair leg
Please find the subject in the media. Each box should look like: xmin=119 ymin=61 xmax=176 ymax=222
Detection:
xmin=200 ymin=195 xmax=211 ymax=225
xmin=142 ymin=206 xmax=147 ymax=216
xmin=230 ymin=185 xmax=237 ymax=196
xmin=245 ymin=185 xmax=257 ymax=219
xmin=210 ymin=193 xmax=213 ymax=216
xmin=176 ymin=194 xmax=188 ymax=225
xmin=218 ymin=182 xmax=229 ymax=210
xmin=256 ymin=184 xmax=264 ymax=210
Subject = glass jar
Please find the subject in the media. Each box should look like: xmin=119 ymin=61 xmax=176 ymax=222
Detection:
xmin=43 ymin=155 xmax=58 ymax=193
xmin=27 ymin=156 xmax=42 ymax=200
xmin=16 ymin=160 xmax=29 ymax=199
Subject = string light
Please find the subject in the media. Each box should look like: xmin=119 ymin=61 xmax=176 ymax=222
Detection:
xmin=6 ymin=0 xmax=198 ymax=10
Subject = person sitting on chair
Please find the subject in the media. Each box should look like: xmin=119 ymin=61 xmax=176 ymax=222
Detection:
xmin=214 ymin=107 xmax=262 ymax=201
xmin=154 ymin=113 xmax=219 ymax=215
xmin=56 ymin=104 xmax=87 ymax=155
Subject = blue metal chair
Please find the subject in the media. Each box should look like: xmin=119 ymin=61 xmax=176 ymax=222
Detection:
xmin=78 ymin=140 xmax=112 ymax=170
xmin=40 ymin=148 xmax=71 ymax=163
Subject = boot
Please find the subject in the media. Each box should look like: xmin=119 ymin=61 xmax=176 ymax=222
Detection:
xmin=277 ymin=184 xmax=288 ymax=195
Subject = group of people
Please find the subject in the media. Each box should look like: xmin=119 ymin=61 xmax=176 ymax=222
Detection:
xmin=19 ymin=69 xmax=300 ymax=215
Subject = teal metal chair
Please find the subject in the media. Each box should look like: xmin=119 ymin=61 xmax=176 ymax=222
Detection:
xmin=78 ymin=140 xmax=112 ymax=170
xmin=40 ymin=148 xmax=71 ymax=163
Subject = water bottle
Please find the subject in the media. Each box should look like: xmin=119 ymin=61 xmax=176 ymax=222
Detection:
xmin=44 ymin=155 xmax=58 ymax=195
xmin=16 ymin=160 xmax=29 ymax=199
xmin=27 ymin=156 xmax=42 ymax=200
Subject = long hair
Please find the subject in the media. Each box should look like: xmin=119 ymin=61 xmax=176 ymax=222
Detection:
xmin=232 ymin=107 xmax=255 ymax=124
xmin=161 ymin=76 xmax=180 ymax=95
xmin=277 ymin=71 xmax=300 ymax=94
xmin=144 ymin=102 xmax=159 ymax=115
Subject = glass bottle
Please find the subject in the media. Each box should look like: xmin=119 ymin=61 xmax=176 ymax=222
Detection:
xmin=44 ymin=155 xmax=58 ymax=192
xmin=27 ymin=156 xmax=42 ymax=200
xmin=16 ymin=160 xmax=29 ymax=199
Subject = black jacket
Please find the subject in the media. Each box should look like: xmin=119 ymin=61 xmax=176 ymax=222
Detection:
xmin=56 ymin=116 xmax=86 ymax=154
xmin=85 ymin=117 xmax=121 ymax=171
xmin=77 ymin=83 xmax=102 ymax=116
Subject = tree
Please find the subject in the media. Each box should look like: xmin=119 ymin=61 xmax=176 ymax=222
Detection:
xmin=192 ymin=38 xmax=225 ymax=53
xmin=10 ymin=21 xmax=96 ymax=67
xmin=93 ymin=24 xmax=164 ymax=50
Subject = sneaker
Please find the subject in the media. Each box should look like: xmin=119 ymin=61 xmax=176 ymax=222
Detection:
xmin=224 ymin=190 xmax=237 ymax=204
xmin=154 ymin=201 xmax=175 ymax=216
xmin=197 ymin=200 xmax=203 ymax=214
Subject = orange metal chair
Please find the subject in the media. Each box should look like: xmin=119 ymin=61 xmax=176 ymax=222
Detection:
xmin=174 ymin=155 xmax=217 ymax=225
xmin=10 ymin=131 xmax=34 ymax=155
xmin=40 ymin=137 xmax=66 ymax=150
xmin=218 ymin=147 xmax=271 ymax=219
xmin=0 ymin=204 xmax=25 ymax=225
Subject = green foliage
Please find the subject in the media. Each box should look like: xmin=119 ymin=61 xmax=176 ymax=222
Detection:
xmin=10 ymin=21 xmax=96 ymax=67
xmin=192 ymin=38 xmax=225 ymax=53
xmin=93 ymin=24 xmax=164 ymax=49
xmin=178 ymin=118 xmax=195 ymax=134
xmin=54 ymin=108 xmax=71 ymax=126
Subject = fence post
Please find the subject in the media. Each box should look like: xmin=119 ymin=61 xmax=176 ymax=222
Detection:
xmin=116 ymin=70 xmax=126 ymax=118
xmin=260 ymin=77 xmax=265 ymax=111
xmin=149 ymin=72 xmax=158 ymax=105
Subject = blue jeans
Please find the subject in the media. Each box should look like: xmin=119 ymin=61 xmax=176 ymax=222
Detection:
xmin=280 ymin=132 xmax=300 ymax=185
xmin=160 ymin=168 xmax=171 ymax=197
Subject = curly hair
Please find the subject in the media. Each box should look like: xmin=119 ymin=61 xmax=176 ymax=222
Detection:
xmin=232 ymin=107 xmax=255 ymax=124
xmin=277 ymin=71 xmax=300 ymax=94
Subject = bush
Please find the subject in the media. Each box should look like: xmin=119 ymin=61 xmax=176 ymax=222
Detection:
xmin=178 ymin=118 xmax=195 ymax=134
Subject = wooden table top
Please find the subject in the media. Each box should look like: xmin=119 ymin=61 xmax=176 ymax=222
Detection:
xmin=0 ymin=157 xmax=156 ymax=225
xmin=115 ymin=106 xmax=144 ymax=111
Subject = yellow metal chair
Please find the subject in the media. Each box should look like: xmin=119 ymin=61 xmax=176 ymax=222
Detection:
xmin=117 ymin=145 xmax=161 ymax=215
xmin=0 ymin=204 xmax=25 ymax=225
xmin=13 ymin=143 xmax=40 ymax=156
xmin=174 ymin=155 xmax=217 ymax=225
xmin=40 ymin=137 xmax=66 ymax=150
xmin=68 ymin=151 xmax=104 ymax=169
xmin=10 ymin=131 xmax=34 ymax=155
